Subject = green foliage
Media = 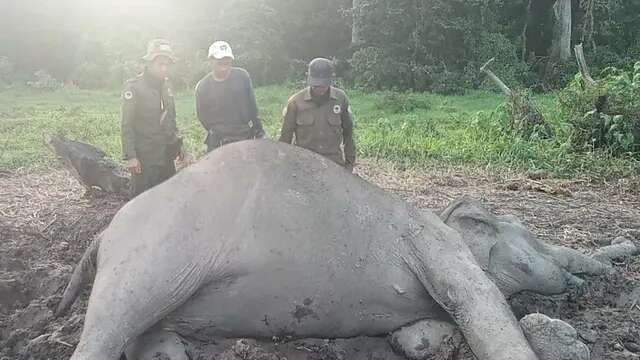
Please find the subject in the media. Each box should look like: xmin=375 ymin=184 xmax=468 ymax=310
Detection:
xmin=26 ymin=70 xmax=63 ymax=90
xmin=472 ymin=91 xmax=552 ymax=141
xmin=2 ymin=87 xmax=636 ymax=179
xmin=464 ymin=32 xmax=533 ymax=89
xmin=2 ymin=0 xmax=640 ymax=93
xmin=374 ymin=91 xmax=431 ymax=114
xmin=559 ymin=62 xmax=640 ymax=156
xmin=0 ymin=57 xmax=16 ymax=88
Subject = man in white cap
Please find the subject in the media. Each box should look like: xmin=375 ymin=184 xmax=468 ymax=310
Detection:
xmin=195 ymin=41 xmax=265 ymax=152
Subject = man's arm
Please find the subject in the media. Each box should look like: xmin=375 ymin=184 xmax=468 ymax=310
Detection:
xmin=121 ymin=84 xmax=137 ymax=161
xmin=278 ymin=102 xmax=297 ymax=144
xmin=342 ymin=98 xmax=356 ymax=171
xmin=246 ymin=76 xmax=265 ymax=138
xmin=195 ymin=80 xmax=212 ymax=132
xmin=163 ymin=83 xmax=178 ymax=135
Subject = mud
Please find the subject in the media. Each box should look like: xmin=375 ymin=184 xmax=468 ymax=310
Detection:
xmin=1 ymin=164 xmax=639 ymax=359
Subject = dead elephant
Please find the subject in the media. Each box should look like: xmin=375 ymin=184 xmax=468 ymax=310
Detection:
xmin=57 ymin=140 xmax=624 ymax=360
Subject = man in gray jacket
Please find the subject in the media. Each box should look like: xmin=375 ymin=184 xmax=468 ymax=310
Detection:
xmin=195 ymin=41 xmax=265 ymax=152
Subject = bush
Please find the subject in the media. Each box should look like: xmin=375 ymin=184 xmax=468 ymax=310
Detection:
xmin=107 ymin=60 xmax=143 ymax=89
xmin=473 ymin=90 xmax=552 ymax=141
xmin=374 ymin=91 xmax=431 ymax=114
xmin=350 ymin=47 xmax=407 ymax=91
xmin=69 ymin=62 xmax=108 ymax=89
xmin=0 ymin=57 xmax=15 ymax=88
xmin=464 ymin=32 xmax=534 ymax=89
xmin=559 ymin=62 xmax=640 ymax=156
xmin=26 ymin=70 xmax=63 ymax=90
xmin=540 ymin=60 xmax=578 ymax=91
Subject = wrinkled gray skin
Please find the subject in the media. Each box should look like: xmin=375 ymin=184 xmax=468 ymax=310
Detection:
xmin=440 ymin=199 xmax=615 ymax=297
xmin=57 ymin=141 xmax=619 ymax=360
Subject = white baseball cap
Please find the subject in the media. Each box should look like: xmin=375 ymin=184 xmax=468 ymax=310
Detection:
xmin=208 ymin=41 xmax=234 ymax=60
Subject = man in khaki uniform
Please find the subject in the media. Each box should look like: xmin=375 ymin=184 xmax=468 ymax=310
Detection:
xmin=279 ymin=58 xmax=356 ymax=172
xmin=121 ymin=39 xmax=183 ymax=197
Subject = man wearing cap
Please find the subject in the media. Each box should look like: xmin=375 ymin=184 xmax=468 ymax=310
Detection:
xmin=279 ymin=58 xmax=356 ymax=172
xmin=121 ymin=39 xmax=183 ymax=197
xmin=195 ymin=41 xmax=265 ymax=152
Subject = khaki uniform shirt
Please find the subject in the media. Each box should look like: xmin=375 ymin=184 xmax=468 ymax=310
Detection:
xmin=121 ymin=73 xmax=180 ymax=166
xmin=279 ymin=87 xmax=356 ymax=168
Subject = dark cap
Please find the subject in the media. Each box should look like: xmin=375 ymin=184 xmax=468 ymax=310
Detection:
xmin=308 ymin=58 xmax=334 ymax=87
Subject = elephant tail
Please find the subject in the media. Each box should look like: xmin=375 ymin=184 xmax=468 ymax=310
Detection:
xmin=55 ymin=235 xmax=101 ymax=317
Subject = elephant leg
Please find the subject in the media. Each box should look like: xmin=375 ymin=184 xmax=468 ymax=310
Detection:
xmin=389 ymin=319 xmax=463 ymax=360
xmin=391 ymin=315 xmax=590 ymax=360
xmin=591 ymin=239 xmax=639 ymax=264
xmin=520 ymin=313 xmax=590 ymax=360
xmin=125 ymin=328 xmax=190 ymax=360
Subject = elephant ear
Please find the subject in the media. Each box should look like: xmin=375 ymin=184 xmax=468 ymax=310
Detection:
xmin=440 ymin=197 xmax=501 ymax=270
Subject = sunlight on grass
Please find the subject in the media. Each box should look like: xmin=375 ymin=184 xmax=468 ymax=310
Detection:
xmin=0 ymin=87 xmax=637 ymax=179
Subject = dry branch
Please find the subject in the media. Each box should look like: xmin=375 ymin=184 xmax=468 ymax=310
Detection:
xmin=574 ymin=43 xmax=596 ymax=87
xmin=480 ymin=58 xmax=513 ymax=97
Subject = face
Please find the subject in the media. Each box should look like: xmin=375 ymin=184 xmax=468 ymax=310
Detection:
xmin=147 ymin=56 xmax=173 ymax=79
xmin=310 ymin=85 xmax=330 ymax=96
xmin=211 ymin=57 xmax=233 ymax=78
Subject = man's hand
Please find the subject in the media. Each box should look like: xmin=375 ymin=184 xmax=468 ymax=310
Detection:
xmin=176 ymin=148 xmax=185 ymax=162
xmin=126 ymin=158 xmax=142 ymax=174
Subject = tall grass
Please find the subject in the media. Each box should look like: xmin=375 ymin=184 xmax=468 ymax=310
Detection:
xmin=0 ymin=86 xmax=637 ymax=179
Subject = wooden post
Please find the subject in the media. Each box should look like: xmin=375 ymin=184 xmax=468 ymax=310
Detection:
xmin=480 ymin=58 xmax=513 ymax=97
xmin=574 ymin=44 xmax=596 ymax=87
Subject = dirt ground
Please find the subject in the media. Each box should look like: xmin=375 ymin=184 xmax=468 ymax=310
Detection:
xmin=1 ymin=161 xmax=639 ymax=360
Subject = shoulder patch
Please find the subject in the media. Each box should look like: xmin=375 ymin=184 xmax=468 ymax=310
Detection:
xmin=347 ymin=105 xmax=353 ymax=114
xmin=123 ymin=90 xmax=134 ymax=100
xmin=282 ymin=106 xmax=288 ymax=117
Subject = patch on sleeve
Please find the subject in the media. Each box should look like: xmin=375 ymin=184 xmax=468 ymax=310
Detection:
xmin=282 ymin=106 xmax=288 ymax=117
xmin=333 ymin=105 xmax=342 ymax=114
xmin=347 ymin=105 xmax=353 ymax=114
xmin=123 ymin=90 xmax=134 ymax=100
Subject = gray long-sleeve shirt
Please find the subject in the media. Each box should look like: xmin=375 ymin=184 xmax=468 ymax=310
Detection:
xmin=195 ymin=68 xmax=265 ymax=144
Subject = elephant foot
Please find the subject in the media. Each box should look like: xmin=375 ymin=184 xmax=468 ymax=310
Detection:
xmin=391 ymin=315 xmax=589 ymax=360
xmin=389 ymin=319 xmax=464 ymax=359
xmin=125 ymin=328 xmax=190 ymax=360
xmin=520 ymin=313 xmax=590 ymax=360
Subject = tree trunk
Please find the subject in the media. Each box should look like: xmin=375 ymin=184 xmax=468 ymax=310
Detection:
xmin=351 ymin=0 xmax=365 ymax=47
xmin=521 ymin=0 xmax=533 ymax=62
xmin=551 ymin=0 xmax=572 ymax=61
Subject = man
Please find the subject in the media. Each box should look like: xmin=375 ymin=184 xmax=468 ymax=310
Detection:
xmin=195 ymin=41 xmax=265 ymax=152
xmin=121 ymin=39 xmax=183 ymax=197
xmin=279 ymin=58 xmax=356 ymax=172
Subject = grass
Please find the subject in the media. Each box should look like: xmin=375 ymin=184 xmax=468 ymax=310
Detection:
xmin=0 ymin=86 xmax=638 ymax=179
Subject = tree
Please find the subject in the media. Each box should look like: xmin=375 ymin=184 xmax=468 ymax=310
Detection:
xmin=351 ymin=0 xmax=366 ymax=47
xmin=550 ymin=0 xmax=572 ymax=61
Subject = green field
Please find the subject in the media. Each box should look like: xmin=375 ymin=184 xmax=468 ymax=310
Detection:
xmin=0 ymin=86 xmax=637 ymax=179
